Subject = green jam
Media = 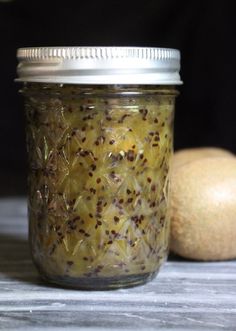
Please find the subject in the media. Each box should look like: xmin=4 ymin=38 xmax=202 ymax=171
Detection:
xmin=23 ymin=84 xmax=176 ymax=289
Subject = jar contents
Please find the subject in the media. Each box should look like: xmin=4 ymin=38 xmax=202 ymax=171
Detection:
xmin=24 ymin=84 xmax=176 ymax=289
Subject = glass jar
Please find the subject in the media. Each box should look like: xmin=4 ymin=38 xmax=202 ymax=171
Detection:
xmin=16 ymin=47 xmax=182 ymax=289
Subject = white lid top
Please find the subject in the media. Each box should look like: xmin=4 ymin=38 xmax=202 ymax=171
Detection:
xmin=16 ymin=46 xmax=182 ymax=85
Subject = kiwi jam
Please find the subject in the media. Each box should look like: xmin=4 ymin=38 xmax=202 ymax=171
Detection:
xmin=22 ymin=84 xmax=177 ymax=289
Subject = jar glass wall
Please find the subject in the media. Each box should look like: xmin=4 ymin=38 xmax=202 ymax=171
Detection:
xmin=21 ymin=83 xmax=177 ymax=289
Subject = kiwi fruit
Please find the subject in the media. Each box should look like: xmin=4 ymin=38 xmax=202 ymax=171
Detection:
xmin=172 ymin=147 xmax=234 ymax=170
xmin=170 ymin=157 xmax=236 ymax=261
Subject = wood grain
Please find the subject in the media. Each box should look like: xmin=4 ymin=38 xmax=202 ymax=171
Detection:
xmin=0 ymin=198 xmax=235 ymax=330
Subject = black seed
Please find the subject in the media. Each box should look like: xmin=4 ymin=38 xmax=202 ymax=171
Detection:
xmin=114 ymin=216 xmax=120 ymax=223
xmin=127 ymin=150 xmax=135 ymax=161
xmin=97 ymin=206 xmax=103 ymax=213
xmin=79 ymin=151 xmax=87 ymax=157
xmin=131 ymin=216 xmax=138 ymax=222
xmin=109 ymin=139 xmax=115 ymax=145
xmin=109 ymin=171 xmax=121 ymax=182
xmin=96 ymin=178 xmax=101 ymax=184
xmin=67 ymin=261 xmax=74 ymax=266
xmin=127 ymin=189 xmax=131 ymax=194
xmin=147 ymin=177 xmax=152 ymax=183
xmin=118 ymin=114 xmax=130 ymax=123
xmin=94 ymin=265 xmax=103 ymax=273
xmin=127 ymin=198 xmax=133 ymax=203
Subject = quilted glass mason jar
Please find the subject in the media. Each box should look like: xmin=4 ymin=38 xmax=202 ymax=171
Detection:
xmin=16 ymin=47 xmax=182 ymax=289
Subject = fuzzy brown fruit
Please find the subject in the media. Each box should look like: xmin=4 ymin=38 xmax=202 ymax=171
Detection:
xmin=172 ymin=147 xmax=233 ymax=170
xmin=170 ymin=157 xmax=236 ymax=261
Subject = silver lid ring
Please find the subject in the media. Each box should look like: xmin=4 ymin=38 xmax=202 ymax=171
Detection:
xmin=16 ymin=47 xmax=182 ymax=85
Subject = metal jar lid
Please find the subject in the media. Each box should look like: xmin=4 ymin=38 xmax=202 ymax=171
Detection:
xmin=16 ymin=46 xmax=182 ymax=85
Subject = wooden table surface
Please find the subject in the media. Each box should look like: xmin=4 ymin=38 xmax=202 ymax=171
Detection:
xmin=0 ymin=198 xmax=236 ymax=331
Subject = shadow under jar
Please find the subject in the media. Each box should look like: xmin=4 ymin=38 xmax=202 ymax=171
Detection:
xmin=16 ymin=47 xmax=182 ymax=289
